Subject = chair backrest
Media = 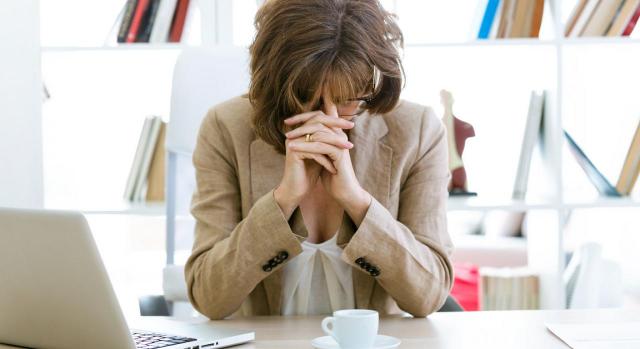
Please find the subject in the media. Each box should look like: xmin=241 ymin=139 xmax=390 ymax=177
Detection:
xmin=167 ymin=47 xmax=251 ymax=155
xmin=166 ymin=47 xmax=250 ymax=265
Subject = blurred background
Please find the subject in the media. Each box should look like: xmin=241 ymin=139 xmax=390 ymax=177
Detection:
xmin=2 ymin=0 xmax=639 ymax=318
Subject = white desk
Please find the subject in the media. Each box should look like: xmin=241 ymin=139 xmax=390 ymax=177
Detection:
xmin=1 ymin=309 xmax=638 ymax=348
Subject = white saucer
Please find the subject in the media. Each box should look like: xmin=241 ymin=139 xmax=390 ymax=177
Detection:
xmin=311 ymin=334 xmax=401 ymax=349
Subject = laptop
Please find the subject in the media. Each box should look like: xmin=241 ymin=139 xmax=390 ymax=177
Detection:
xmin=0 ymin=207 xmax=254 ymax=349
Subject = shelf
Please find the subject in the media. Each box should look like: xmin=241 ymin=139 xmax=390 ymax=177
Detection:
xmin=405 ymin=38 xmax=556 ymax=48
xmin=560 ymin=37 xmax=640 ymax=46
xmin=43 ymin=196 xmax=639 ymax=216
xmin=41 ymin=43 xmax=194 ymax=53
xmin=561 ymin=196 xmax=640 ymax=210
xmin=447 ymin=196 xmax=640 ymax=212
xmin=45 ymin=202 xmax=166 ymax=216
xmin=40 ymin=37 xmax=640 ymax=53
xmin=447 ymin=197 xmax=557 ymax=212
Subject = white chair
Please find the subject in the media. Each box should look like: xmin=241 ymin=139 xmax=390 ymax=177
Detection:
xmin=162 ymin=47 xmax=250 ymax=318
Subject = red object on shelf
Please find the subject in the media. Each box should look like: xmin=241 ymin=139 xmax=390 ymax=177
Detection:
xmin=450 ymin=262 xmax=479 ymax=311
xmin=169 ymin=0 xmax=190 ymax=43
xmin=126 ymin=0 xmax=151 ymax=43
xmin=623 ymin=4 xmax=640 ymax=36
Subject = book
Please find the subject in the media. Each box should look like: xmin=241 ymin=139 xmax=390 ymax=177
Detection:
xmin=479 ymin=267 xmax=539 ymax=310
xmin=497 ymin=0 xmax=516 ymax=38
xmin=607 ymin=0 xmax=640 ymax=36
xmin=513 ymin=91 xmax=545 ymax=200
xmin=622 ymin=1 xmax=640 ymax=35
xmin=150 ymin=0 xmax=179 ymax=43
xmin=510 ymin=0 xmax=534 ymax=37
xmin=146 ymin=121 xmax=166 ymax=202
xmin=569 ymin=0 xmax=602 ymax=37
xmin=124 ymin=116 xmax=164 ymax=202
xmin=529 ymin=0 xmax=545 ymax=37
xmin=133 ymin=116 xmax=163 ymax=202
xmin=169 ymin=0 xmax=190 ymax=42
xmin=478 ymin=0 xmax=501 ymax=39
xmin=488 ymin=0 xmax=505 ymax=38
xmin=564 ymin=130 xmax=621 ymax=197
xmin=581 ymin=0 xmax=625 ymax=36
xmin=126 ymin=0 xmax=151 ymax=43
xmin=566 ymin=0 xmax=590 ymax=36
xmin=117 ymin=0 xmax=138 ymax=43
xmin=615 ymin=120 xmax=640 ymax=195
xmin=137 ymin=0 xmax=161 ymax=42
xmin=124 ymin=117 xmax=154 ymax=201
xmin=482 ymin=91 xmax=544 ymax=239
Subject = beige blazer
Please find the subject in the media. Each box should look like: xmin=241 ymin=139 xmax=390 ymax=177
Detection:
xmin=185 ymin=95 xmax=454 ymax=320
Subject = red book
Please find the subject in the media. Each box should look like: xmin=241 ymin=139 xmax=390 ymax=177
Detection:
xmin=126 ymin=0 xmax=151 ymax=43
xmin=169 ymin=0 xmax=190 ymax=43
xmin=623 ymin=3 xmax=640 ymax=36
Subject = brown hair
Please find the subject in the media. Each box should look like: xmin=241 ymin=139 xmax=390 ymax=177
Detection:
xmin=248 ymin=0 xmax=405 ymax=154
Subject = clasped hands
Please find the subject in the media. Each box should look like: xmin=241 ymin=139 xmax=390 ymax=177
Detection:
xmin=284 ymin=95 xmax=370 ymax=210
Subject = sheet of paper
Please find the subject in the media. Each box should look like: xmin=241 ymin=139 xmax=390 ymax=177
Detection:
xmin=546 ymin=322 xmax=640 ymax=349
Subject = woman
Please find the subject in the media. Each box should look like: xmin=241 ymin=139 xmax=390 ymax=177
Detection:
xmin=185 ymin=0 xmax=453 ymax=320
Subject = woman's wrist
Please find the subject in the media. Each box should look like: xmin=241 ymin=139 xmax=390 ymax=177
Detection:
xmin=339 ymin=187 xmax=372 ymax=227
xmin=273 ymin=185 xmax=300 ymax=220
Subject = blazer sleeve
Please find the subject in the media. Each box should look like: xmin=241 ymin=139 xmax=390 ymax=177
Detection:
xmin=340 ymin=106 xmax=454 ymax=317
xmin=184 ymin=108 xmax=303 ymax=320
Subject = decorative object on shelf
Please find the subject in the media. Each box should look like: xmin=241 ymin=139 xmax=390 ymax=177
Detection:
xmin=440 ymin=89 xmax=476 ymax=196
xmin=567 ymin=0 xmax=640 ymax=37
xmin=479 ymin=266 xmax=539 ymax=310
xmin=475 ymin=0 xmax=544 ymax=39
xmin=564 ymin=130 xmax=622 ymax=197
xmin=616 ymin=119 xmax=640 ymax=195
xmin=116 ymin=0 xmax=190 ymax=44
xmin=124 ymin=116 xmax=166 ymax=202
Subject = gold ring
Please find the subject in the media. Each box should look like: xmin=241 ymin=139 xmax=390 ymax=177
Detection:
xmin=305 ymin=133 xmax=313 ymax=142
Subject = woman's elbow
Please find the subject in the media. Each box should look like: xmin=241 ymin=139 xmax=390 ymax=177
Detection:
xmin=186 ymin=278 xmax=237 ymax=320
xmin=185 ymin=261 xmax=237 ymax=320
xmin=405 ymin=278 xmax=452 ymax=317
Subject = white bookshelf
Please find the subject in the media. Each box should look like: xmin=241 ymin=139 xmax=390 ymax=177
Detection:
xmin=39 ymin=0 xmax=640 ymax=310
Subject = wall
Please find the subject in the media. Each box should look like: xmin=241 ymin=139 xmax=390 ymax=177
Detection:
xmin=0 ymin=0 xmax=43 ymax=208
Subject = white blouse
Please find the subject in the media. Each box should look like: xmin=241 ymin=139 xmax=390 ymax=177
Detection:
xmin=281 ymin=232 xmax=355 ymax=315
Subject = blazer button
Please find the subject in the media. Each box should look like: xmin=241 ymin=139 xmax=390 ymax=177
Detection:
xmin=362 ymin=262 xmax=371 ymax=270
xmin=370 ymin=268 xmax=380 ymax=277
xmin=355 ymin=257 xmax=365 ymax=266
xmin=273 ymin=256 xmax=282 ymax=264
xmin=262 ymin=264 xmax=272 ymax=272
xmin=278 ymin=251 xmax=289 ymax=260
xmin=268 ymin=259 xmax=278 ymax=268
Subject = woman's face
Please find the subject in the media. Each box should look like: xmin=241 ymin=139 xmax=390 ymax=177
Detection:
xmin=335 ymin=99 xmax=367 ymax=121
xmin=319 ymin=84 xmax=370 ymax=121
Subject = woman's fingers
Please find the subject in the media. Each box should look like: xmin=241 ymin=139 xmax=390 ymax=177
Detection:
xmin=288 ymin=140 xmax=342 ymax=161
xmin=295 ymin=151 xmax=337 ymax=174
xmin=283 ymin=111 xmax=323 ymax=125
xmin=285 ymin=126 xmax=352 ymax=148
xmin=287 ymin=129 xmax=352 ymax=149
xmin=285 ymin=112 xmax=355 ymax=130
xmin=285 ymin=123 xmax=326 ymax=139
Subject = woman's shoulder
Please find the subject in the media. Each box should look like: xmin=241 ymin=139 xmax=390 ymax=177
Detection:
xmin=201 ymin=94 xmax=255 ymax=143
xmin=205 ymin=94 xmax=253 ymax=127
xmin=380 ymin=99 xmax=445 ymax=145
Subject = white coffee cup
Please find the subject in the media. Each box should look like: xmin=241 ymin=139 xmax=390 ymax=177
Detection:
xmin=321 ymin=309 xmax=379 ymax=349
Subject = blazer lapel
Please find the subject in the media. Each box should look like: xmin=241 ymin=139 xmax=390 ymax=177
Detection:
xmin=249 ymin=111 xmax=393 ymax=313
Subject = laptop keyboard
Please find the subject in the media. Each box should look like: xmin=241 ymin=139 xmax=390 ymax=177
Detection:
xmin=132 ymin=330 xmax=198 ymax=349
